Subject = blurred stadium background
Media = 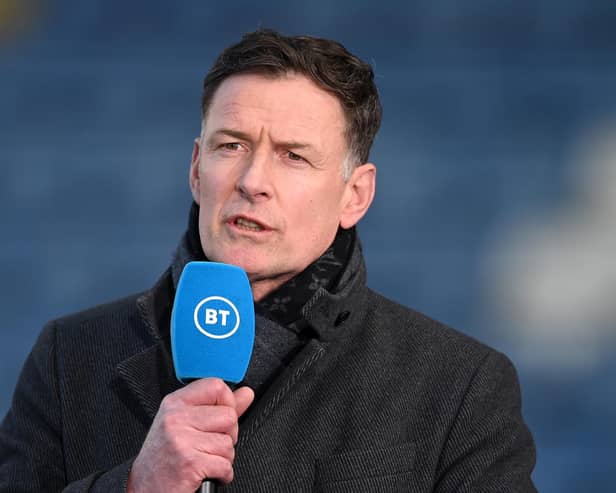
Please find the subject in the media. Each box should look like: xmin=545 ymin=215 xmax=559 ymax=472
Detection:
xmin=1 ymin=1 xmax=615 ymax=491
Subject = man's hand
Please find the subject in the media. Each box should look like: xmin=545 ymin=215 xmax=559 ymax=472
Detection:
xmin=127 ymin=378 xmax=254 ymax=493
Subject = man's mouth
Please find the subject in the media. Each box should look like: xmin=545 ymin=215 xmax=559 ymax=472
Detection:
xmin=232 ymin=216 xmax=266 ymax=232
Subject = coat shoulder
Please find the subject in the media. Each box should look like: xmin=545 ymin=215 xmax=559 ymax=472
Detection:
xmin=52 ymin=292 xmax=147 ymax=343
xmin=46 ymin=289 xmax=157 ymax=375
xmin=53 ymin=292 xmax=144 ymax=330
xmin=360 ymin=288 xmax=505 ymax=371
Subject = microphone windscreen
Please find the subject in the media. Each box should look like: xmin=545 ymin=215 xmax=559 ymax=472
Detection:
xmin=171 ymin=262 xmax=255 ymax=384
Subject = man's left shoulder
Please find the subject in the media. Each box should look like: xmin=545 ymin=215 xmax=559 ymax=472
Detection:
xmin=357 ymin=288 xmax=511 ymax=375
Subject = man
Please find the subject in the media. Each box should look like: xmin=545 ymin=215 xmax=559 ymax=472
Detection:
xmin=0 ymin=29 xmax=537 ymax=492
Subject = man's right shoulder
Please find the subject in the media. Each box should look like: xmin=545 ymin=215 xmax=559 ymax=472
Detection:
xmin=49 ymin=268 xmax=174 ymax=343
xmin=38 ymin=286 xmax=160 ymax=369
xmin=52 ymin=291 xmax=145 ymax=333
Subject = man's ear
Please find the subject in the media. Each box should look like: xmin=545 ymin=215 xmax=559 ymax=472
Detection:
xmin=340 ymin=163 xmax=376 ymax=229
xmin=189 ymin=137 xmax=201 ymax=205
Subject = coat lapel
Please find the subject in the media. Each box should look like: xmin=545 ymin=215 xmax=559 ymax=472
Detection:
xmin=238 ymin=337 xmax=327 ymax=445
xmin=116 ymin=342 xmax=182 ymax=420
xmin=116 ymin=271 xmax=182 ymax=421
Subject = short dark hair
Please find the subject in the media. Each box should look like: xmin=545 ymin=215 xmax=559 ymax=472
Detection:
xmin=200 ymin=29 xmax=382 ymax=174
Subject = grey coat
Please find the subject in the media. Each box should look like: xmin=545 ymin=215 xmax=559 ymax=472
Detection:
xmin=0 ymin=251 xmax=537 ymax=492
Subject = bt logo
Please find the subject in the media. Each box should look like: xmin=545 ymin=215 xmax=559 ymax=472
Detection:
xmin=193 ymin=296 xmax=240 ymax=339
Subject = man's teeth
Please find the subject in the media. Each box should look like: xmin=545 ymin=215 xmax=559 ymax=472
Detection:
xmin=235 ymin=217 xmax=263 ymax=231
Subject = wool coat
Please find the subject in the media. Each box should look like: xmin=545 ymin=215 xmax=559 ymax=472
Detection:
xmin=0 ymin=248 xmax=537 ymax=492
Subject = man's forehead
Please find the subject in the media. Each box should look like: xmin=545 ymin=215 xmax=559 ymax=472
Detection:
xmin=202 ymin=74 xmax=346 ymax=147
xmin=206 ymin=74 xmax=345 ymax=123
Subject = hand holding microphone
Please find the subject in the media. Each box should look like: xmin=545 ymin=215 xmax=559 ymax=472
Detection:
xmin=128 ymin=379 xmax=254 ymax=492
xmin=128 ymin=263 xmax=255 ymax=493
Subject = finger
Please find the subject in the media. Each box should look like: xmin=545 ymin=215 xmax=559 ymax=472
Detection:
xmin=183 ymin=404 xmax=239 ymax=435
xmin=166 ymin=378 xmax=235 ymax=407
xmin=234 ymin=386 xmax=255 ymax=417
xmin=227 ymin=387 xmax=254 ymax=444
xmin=194 ymin=432 xmax=235 ymax=462
xmin=197 ymin=453 xmax=234 ymax=485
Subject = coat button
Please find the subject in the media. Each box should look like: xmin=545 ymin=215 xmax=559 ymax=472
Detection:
xmin=334 ymin=311 xmax=350 ymax=326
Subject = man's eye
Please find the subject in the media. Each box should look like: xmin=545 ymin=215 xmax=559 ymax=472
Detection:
xmin=221 ymin=142 xmax=242 ymax=151
xmin=287 ymin=151 xmax=304 ymax=161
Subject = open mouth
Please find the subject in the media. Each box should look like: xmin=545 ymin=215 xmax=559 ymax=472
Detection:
xmin=232 ymin=216 xmax=266 ymax=232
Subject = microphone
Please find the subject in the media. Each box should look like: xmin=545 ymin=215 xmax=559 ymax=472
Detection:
xmin=171 ymin=261 xmax=255 ymax=492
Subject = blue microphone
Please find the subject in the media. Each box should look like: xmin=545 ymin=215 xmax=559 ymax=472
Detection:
xmin=171 ymin=261 xmax=255 ymax=383
xmin=171 ymin=261 xmax=255 ymax=492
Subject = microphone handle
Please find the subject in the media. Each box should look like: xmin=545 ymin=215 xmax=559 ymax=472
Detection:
xmin=198 ymin=479 xmax=218 ymax=493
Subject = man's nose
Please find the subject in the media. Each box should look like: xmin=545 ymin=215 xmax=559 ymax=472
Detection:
xmin=236 ymin=149 xmax=274 ymax=202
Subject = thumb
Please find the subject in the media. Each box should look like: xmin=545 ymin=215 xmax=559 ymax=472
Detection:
xmin=233 ymin=386 xmax=255 ymax=417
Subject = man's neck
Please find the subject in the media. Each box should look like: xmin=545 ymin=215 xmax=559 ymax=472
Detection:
xmin=249 ymin=273 xmax=296 ymax=302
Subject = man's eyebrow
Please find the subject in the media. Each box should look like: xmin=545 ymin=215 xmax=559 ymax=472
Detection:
xmin=277 ymin=140 xmax=313 ymax=150
xmin=208 ymin=128 xmax=252 ymax=142
xmin=208 ymin=129 xmax=315 ymax=151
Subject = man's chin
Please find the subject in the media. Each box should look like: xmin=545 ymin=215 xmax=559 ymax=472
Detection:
xmin=207 ymin=252 xmax=270 ymax=279
xmin=204 ymin=247 xmax=297 ymax=288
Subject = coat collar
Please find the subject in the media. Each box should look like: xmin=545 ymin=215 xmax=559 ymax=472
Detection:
xmin=301 ymin=238 xmax=368 ymax=342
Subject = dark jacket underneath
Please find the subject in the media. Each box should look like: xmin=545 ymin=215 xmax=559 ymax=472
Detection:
xmin=0 ymin=251 xmax=537 ymax=492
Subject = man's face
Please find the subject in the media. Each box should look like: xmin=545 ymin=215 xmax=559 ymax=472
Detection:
xmin=190 ymin=73 xmax=375 ymax=300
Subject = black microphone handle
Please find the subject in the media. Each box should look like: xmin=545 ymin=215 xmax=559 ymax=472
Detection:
xmin=198 ymin=479 xmax=217 ymax=493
